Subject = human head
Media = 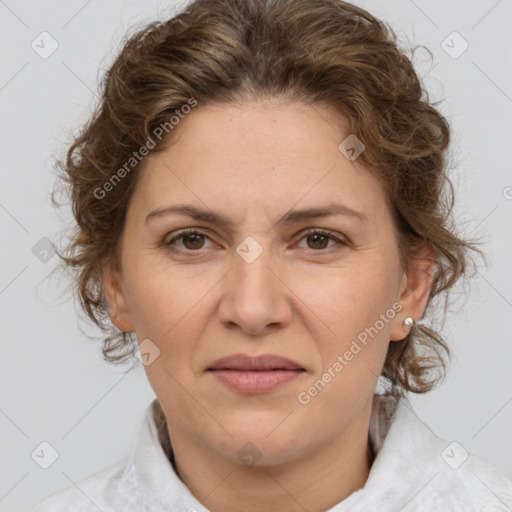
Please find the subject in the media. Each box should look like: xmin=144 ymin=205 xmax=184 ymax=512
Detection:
xmin=53 ymin=0 xmax=476 ymax=403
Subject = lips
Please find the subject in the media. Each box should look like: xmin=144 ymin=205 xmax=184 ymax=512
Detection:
xmin=207 ymin=353 xmax=305 ymax=371
xmin=207 ymin=354 xmax=306 ymax=393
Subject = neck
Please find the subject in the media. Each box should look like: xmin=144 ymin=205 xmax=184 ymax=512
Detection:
xmin=164 ymin=401 xmax=375 ymax=512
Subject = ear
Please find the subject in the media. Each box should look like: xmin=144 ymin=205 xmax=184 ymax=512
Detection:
xmin=390 ymin=242 xmax=435 ymax=341
xmin=102 ymin=262 xmax=135 ymax=333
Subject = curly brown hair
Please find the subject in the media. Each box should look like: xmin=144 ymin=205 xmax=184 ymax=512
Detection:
xmin=51 ymin=0 xmax=480 ymax=396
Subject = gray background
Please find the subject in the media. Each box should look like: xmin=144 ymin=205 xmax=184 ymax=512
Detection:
xmin=1 ymin=0 xmax=511 ymax=510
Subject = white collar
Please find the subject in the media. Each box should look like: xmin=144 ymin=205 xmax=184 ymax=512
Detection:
xmin=35 ymin=393 xmax=512 ymax=511
xmin=127 ymin=393 xmax=512 ymax=511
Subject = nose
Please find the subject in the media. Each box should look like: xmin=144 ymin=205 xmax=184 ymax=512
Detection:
xmin=218 ymin=239 xmax=292 ymax=336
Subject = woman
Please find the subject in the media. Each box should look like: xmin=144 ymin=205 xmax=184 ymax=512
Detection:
xmin=34 ymin=0 xmax=512 ymax=510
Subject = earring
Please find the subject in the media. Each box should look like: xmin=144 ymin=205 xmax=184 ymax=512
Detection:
xmin=403 ymin=317 xmax=415 ymax=329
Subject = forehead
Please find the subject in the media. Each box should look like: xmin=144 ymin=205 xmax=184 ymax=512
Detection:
xmin=132 ymin=100 xmax=391 ymax=227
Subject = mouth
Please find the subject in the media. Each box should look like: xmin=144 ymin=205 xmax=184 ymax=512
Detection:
xmin=207 ymin=353 xmax=306 ymax=393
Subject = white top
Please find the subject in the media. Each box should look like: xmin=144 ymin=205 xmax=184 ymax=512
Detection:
xmin=33 ymin=394 xmax=512 ymax=511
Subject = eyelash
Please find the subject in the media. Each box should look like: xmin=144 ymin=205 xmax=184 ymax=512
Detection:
xmin=165 ymin=228 xmax=348 ymax=255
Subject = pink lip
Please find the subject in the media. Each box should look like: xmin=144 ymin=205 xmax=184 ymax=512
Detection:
xmin=208 ymin=353 xmax=304 ymax=371
xmin=210 ymin=369 xmax=304 ymax=393
xmin=207 ymin=353 xmax=306 ymax=393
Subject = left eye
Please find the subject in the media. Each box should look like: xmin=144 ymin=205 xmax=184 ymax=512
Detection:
xmin=166 ymin=229 xmax=345 ymax=252
xmin=296 ymin=230 xmax=345 ymax=251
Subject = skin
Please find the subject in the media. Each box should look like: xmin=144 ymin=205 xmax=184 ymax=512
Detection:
xmin=103 ymin=99 xmax=434 ymax=512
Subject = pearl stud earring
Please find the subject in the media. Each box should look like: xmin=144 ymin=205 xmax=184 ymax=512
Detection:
xmin=403 ymin=317 xmax=415 ymax=329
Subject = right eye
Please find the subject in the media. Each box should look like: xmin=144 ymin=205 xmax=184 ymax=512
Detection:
xmin=166 ymin=229 xmax=215 ymax=252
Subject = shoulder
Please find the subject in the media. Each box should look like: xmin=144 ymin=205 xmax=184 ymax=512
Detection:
xmin=367 ymin=395 xmax=512 ymax=511
xmin=400 ymin=401 xmax=512 ymax=510
xmin=32 ymin=455 xmax=139 ymax=512
xmin=426 ymin=451 xmax=512 ymax=511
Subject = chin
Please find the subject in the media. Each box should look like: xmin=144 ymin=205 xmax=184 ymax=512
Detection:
xmin=207 ymin=416 xmax=311 ymax=466
xmin=222 ymin=437 xmax=308 ymax=469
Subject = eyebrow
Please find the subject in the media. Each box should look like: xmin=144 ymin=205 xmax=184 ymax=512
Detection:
xmin=145 ymin=203 xmax=367 ymax=227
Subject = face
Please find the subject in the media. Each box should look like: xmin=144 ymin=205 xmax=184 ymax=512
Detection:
xmin=104 ymin=100 xmax=432 ymax=467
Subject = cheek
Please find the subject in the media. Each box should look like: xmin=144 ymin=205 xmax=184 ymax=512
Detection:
xmin=295 ymin=260 xmax=400 ymax=346
xmin=123 ymin=258 xmax=210 ymax=337
xmin=294 ymin=266 xmax=398 ymax=429
xmin=123 ymin=262 xmax=221 ymax=389
xmin=124 ymin=266 xmax=215 ymax=429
